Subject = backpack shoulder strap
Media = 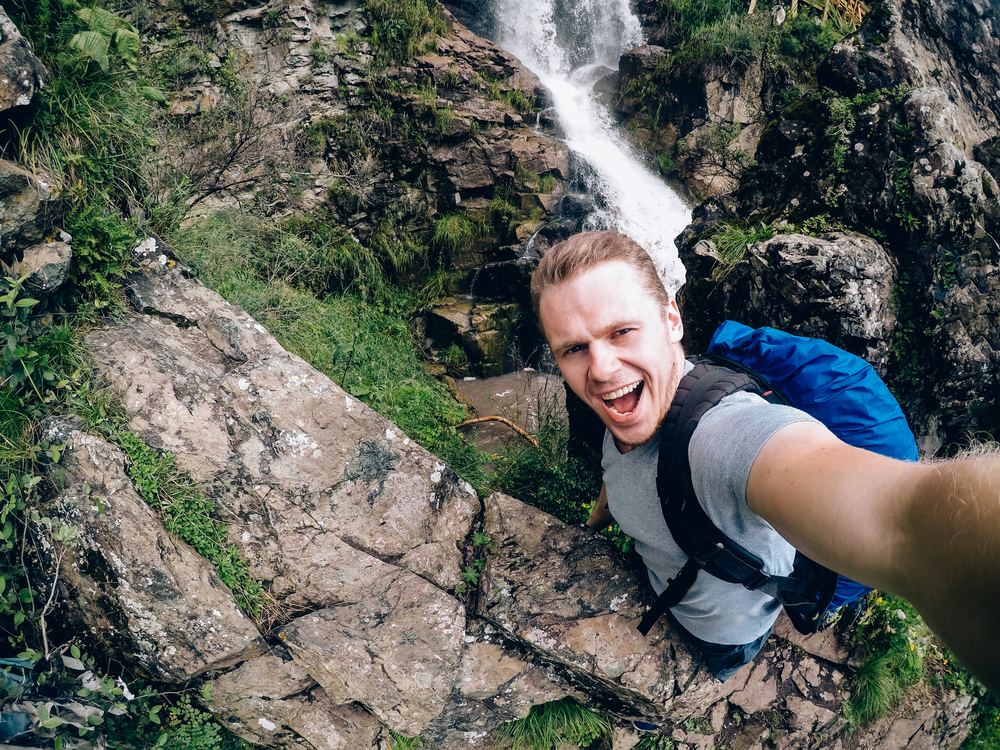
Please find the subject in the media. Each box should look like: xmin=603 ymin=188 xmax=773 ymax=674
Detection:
xmin=636 ymin=357 xmax=824 ymax=636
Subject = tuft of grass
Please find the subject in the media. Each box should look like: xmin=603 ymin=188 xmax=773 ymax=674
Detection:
xmin=435 ymin=107 xmax=456 ymax=134
xmin=635 ymin=735 xmax=676 ymax=750
xmin=493 ymin=697 xmax=611 ymax=750
xmin=709 ymin=221 xmax=773 ymax=280
xmin=433 ymin=213 xmax=477 ymax=258
xmin=843 ymin=594 xmax=927 ymax=727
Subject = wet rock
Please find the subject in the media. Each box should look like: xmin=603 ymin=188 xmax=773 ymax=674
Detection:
xmin=427 ymin=297 xmax=524 ymax=376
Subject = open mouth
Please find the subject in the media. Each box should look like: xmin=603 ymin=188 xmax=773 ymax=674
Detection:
xmin=602 ymin=380 xmax=643 ymax=415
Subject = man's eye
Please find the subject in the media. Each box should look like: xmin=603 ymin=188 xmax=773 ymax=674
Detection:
xmin=614 ymin=328 xmax=632 ymax=337
xmin=567 ymin=344 xmax=586 ymax=354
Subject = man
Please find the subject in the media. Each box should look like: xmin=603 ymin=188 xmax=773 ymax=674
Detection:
xmin=531 ymin=230 xmax=1000 ymax=691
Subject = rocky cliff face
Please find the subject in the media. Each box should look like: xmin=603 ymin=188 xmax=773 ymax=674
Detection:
xmin=139 ymin=0 xmax=566 ymax=376
xmin=668 ymin=0 xmax=1000 ymax=455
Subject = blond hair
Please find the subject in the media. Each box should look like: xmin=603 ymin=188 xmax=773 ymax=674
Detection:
xmin=530 ymin=230 xmax=672 ymax=322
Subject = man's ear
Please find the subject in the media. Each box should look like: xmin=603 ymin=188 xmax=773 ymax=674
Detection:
xmin=665 ymin=299 xmax=684 ymax=343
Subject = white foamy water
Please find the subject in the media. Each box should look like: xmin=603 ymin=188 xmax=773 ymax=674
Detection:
xmin=493 ymin=0 xmax=691 ymax=291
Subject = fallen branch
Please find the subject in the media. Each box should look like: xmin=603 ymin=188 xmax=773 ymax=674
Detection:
xmin=456 ymin=416 xmax=539 ymax=448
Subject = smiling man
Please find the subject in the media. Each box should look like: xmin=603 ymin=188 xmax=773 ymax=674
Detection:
xmin=531 ymin=230 xmax=1000 ymax=691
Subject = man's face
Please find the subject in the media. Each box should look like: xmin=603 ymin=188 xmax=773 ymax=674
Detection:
xmin=539 ymin=260 xmax=684 ymax=450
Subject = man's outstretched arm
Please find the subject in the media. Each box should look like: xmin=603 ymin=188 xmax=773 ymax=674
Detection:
xmin=747 ymin=421 xmax=1000 ymax=694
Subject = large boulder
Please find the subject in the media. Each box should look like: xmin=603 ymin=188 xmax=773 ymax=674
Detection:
xmin=35 ymin=416 xmax=266 ymax=683
xmin=679 ymin=232 xmax=898 ymax=372
xmin=24 ymin=253 xmax=971 ymax=749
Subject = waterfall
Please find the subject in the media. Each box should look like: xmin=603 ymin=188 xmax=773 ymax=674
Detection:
xmin=484 ymin=0 xmax=691 ymax=291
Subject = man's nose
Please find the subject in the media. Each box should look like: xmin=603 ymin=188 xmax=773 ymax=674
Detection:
xmin=589 ymin=342 xmax=620 ymax=381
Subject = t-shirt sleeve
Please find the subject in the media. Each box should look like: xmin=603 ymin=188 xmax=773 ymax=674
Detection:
xmin=688 ymin=392 xmax=821 ymax=515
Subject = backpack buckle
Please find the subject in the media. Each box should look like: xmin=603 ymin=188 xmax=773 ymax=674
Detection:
xmin=742 ymin=569 xmax=770 ymax=591
xmin=693 ymin=542 xmax=726 ymax=567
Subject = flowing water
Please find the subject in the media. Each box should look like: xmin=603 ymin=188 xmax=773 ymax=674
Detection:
xmin=471 ymin=0 xmax=692 ymax=291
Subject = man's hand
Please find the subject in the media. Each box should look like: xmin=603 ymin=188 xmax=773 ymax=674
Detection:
xmin=586 ymin=484 xmax=614 ymax=530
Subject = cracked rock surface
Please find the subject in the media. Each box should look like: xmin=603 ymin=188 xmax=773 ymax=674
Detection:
xmin=19 ymin=254 xmax=969 ymax=748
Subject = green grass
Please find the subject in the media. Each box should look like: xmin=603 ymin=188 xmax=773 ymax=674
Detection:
xmin=364 ymin=0 xmax=446 ymax=68
xmin=843 ymin=594 xmax=927 ymax=727
xmin=433 ymin=213 xmax=478 ymax=259
xmin=709 ymin=221 xmax=774 ymax=280
xmin=490 ymin=417 xmax=602 ymax=529
xmin=493 ymin=697 xmax=611 ymax=750
xmin=116 ymin=432 xmax=266 ymax=617
xmin=166 ymin=210 xmax=490 ymax=492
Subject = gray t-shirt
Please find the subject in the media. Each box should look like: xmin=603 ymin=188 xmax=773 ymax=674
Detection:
xmin=602 ymin=388 xmax=818 ymax=645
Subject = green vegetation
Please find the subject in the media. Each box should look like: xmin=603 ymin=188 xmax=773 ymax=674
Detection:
xmin=490 ymin=417 xmax=601 ymax=528
xmin=843 ymin=594 xmax=929 ymax=727
xmin=433 ymin=213 xmax=478 ymax=259
xmin=454 ymin=532 xmax=493 ymax=595
xmin=365 ymin=0 xmax=446 ymax=68
xmin=493 ymin=697 xmax=612 ymax=749
xmin=386 ymin=726 xmax=425 ymax=748
xmin=635 ymin=735 xmax=676 ymax=750
xmin=118 ymin=432 xmax=266 ymax=616
xmin=478 ymin=73 xmax=535 ymax=114
xmin=708 ymin=221 xmax=774 ymax=279
xmin=624 ymin=0 xmax=852 ymax=112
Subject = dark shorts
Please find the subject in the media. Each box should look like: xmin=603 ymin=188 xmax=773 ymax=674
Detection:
xmin=672 ymin=618 xmax=773 ymax=681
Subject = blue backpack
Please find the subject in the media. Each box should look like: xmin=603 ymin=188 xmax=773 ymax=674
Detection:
xmin=636 ymin=321 xmax=918 ymax=636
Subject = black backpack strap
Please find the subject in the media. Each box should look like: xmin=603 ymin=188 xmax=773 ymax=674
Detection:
xmin=636 ymin=357 xmax=835 ymax=636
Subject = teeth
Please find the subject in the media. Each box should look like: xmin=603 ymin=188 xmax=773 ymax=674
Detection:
xmin=602 ymin=381 xmax=641 ymax=402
